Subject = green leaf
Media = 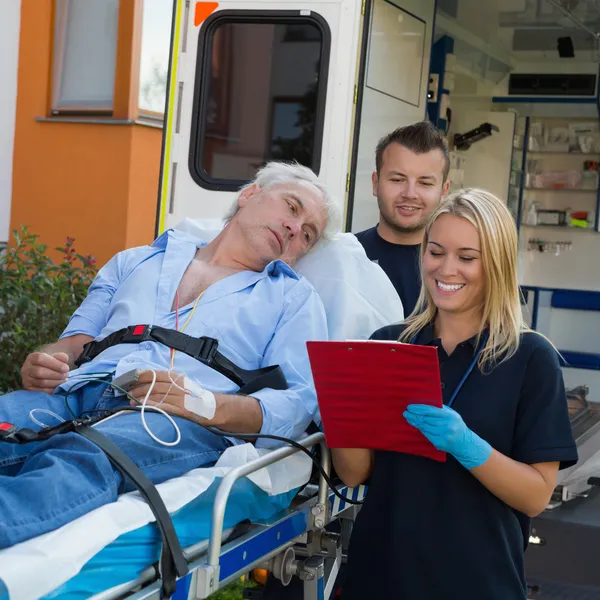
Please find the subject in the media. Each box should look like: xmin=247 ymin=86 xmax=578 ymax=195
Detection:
xmin=0 ymin=226 xmax=98 ymax=393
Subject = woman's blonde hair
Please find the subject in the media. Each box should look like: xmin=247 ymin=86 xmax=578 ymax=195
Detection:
xmin=400 ymin=188 xmax=525 ymax=369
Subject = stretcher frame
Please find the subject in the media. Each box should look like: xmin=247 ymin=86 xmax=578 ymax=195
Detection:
xmin=89 ymin=432 xmax=367 ymax=600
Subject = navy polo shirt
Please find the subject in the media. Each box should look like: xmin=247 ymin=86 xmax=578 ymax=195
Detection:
xmin=355 ymin=227 xmax=421 ymax=315
xmin=342 ymin=323 xmax=578 ymax=600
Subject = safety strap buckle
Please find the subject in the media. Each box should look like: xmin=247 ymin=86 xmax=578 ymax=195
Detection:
xmin=0 ymin=418 xmax=79 ymax=444
xmin=0 ymin=422 xmax=19 ymax=444
xmin=187 ymin=336 xmax=219 ymax=363
xmin=120 ymin=325 xmax=153 ymax=343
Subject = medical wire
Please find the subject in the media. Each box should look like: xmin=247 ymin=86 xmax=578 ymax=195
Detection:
xmin=170 ymin=289 xmax=204 ymax=370
xmin=73 ymin=290 xmax=204 ymax=445
xmin=46 ymin=279 xmax=363 ymax=501
xmin=135 ymin=369 xmax=351 ymax=499
xmin=136 ymin=288 xmax=206 ymax=446
xmin=59 ymin=375 xmax=181 ymax=447
xmin=28 ymin=371 xmax=363 ymax=506
xmin=56 ymin=289 xmax=206 ymax=445
xmin=139 ymin=369 xmax=182 ymax=447
xmin=28 ymin=408 xmax=66 ymax=429
xmin=202 ymin=426 xmax=365 ymax=505
xmin=62 ymin=377 xmax=138 ymax=418
xmin=28 ymin=376 xmax=139 ymax=427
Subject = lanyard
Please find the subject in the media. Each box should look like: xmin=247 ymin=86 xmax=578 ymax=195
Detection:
xmin=410 ymin=330 xmax=488 ymax=408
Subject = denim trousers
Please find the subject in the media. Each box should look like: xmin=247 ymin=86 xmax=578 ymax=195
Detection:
xmin=0 ymin=382 xmax=229 ymax=548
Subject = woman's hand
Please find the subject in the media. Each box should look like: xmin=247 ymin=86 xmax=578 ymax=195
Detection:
xmin=404 ymin=404 xmax=492 ymax=469
xmin=406 ymin=404 xmax=559 ymax=516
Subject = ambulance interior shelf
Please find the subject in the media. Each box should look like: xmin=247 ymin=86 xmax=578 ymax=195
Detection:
xmin=510 ymin=116 xmax=600 ymax=232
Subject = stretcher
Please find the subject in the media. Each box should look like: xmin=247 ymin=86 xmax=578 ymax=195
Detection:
xmin=0 ymin=225 xmax=400 ymax=599
xmin=93 ymin=433 xmax=368 ymax=600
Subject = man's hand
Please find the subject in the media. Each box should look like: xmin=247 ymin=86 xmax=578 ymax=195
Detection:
xmin=21 ymin=352 xmax=70 ymax=393
xmin=404 ymin=404 xmax=492 ymax=469
xmin=128 ymin=370 xmax=216 ymax=422
xmin=128 ymin=370 xmax=186 ymax=416
xmin=128 ymin=370 xmax=262 ymax=433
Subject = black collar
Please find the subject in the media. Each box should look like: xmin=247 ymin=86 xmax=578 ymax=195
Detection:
xmin=416 ymin=322 xmax=483 ymax=351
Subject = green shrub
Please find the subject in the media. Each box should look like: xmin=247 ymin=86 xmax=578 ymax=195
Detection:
xmin=0 ymin=226 xmax=98 ymax=393
xmin=208 ymin=579 xmax=257 ymax=600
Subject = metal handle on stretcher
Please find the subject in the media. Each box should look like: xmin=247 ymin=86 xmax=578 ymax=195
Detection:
xmin=208 ymin=432 xmax=329 ymax=566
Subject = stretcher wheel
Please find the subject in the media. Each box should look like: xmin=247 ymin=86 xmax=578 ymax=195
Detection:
xmin=271 ymin=546 xmax=296 ymax=586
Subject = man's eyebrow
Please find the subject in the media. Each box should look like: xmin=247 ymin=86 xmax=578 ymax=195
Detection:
xmin=287 ymin=193 xmax=305 ymax=210
xmin=428 ymin=240 xmax=481 ymax=253
xmin=387 ymin=170 xmax=437 ymax=181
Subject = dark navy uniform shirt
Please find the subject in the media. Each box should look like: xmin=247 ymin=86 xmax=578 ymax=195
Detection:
xmin=355 ymin=226 xmax=421 ymax=316
xmin=342 ymin=323 xmax=578 ymax=600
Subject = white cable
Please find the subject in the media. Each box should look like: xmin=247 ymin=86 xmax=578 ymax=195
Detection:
xmin=167 ymin=369 xmax=193 ymax=394
xmin=29 ymin=408 xmax=66 ymax=429
xmin=49 ymin=369 xmax=185 ymax=447
xmin=139 ymin=369 xmax=182 ymax=447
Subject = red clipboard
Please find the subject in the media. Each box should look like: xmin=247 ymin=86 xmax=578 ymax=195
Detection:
xmin=307 ymin=340 xmax=446 ymax=462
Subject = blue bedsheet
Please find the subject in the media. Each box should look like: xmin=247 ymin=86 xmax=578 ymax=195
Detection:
xmin=0 ymin=479 xmax=297 ymax=599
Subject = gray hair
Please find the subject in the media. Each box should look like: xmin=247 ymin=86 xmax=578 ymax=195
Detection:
xmin=225 ymin=161 xmax=341 ymax=245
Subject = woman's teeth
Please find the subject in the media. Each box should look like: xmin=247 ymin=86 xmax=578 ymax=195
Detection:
xmin=437 ymin=281 xmax=465 ymax=292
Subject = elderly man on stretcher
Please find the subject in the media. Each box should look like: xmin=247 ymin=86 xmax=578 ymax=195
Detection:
xmin=0 ymin=161 xmax=341 ymax=550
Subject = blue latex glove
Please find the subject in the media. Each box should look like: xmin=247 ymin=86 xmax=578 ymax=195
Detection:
xmin=404 ymin=404 xmax=492 ymax=469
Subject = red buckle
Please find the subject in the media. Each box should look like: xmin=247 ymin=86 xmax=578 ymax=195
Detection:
xmin=121 ymin=325 xmax=151 ymax=344
xmin=0 ymin=422 xmax=15 ymax=432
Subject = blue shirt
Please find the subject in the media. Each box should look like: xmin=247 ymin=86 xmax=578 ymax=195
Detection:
xmin=60 ymin=229 xmax=328 ymax=447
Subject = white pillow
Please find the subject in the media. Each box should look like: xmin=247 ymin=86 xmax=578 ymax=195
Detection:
xmin=174 ymin=218 xmax=404 ymax=340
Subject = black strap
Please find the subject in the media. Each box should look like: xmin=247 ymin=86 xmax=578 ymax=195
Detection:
xmin=0 ymin=419 xmax=80 ymax=444
xmin=75 ymin=325 xmax=288 ymax=395
xmin=0 ymin=414 xmax=188 ymax=597
xmin=77 ymin=424 xmax=188 ymax=598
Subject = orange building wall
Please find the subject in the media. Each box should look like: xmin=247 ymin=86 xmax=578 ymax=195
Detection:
xmin=126 ymin=125 xmax=162 ymax=250
xmin=10 ymin=0 xmax=161 ymax=269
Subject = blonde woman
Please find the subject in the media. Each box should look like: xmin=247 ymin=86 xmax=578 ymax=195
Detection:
xmin=334 ymin=189 xmax=577 ymax=600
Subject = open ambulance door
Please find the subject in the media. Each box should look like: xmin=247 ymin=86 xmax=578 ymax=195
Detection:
xmin=347 ymin=0 xmax=438 ymax=233
xmin=155 ymin=0 xmax=366 ymax=236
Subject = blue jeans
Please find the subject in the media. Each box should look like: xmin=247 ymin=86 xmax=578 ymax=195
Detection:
xmin=0 ymin=382 xmax=229 ymax=548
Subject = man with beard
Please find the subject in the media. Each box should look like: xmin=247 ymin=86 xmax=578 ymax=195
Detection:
xmin=356 ymin=121 xmax=451 ymax=316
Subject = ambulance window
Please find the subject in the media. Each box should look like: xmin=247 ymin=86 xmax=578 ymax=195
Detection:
xmin=190 ymin=14 xmax=330 ymax=189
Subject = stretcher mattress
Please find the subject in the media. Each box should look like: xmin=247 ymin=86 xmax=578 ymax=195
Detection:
xmin=0 ymin=443 xmax=311 ymax=600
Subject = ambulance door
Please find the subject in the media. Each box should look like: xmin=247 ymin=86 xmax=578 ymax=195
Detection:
xmin=156 ymin=0 xmax=364 ymax=235
xmin=348 ymin=0 xmax=437 ymax=233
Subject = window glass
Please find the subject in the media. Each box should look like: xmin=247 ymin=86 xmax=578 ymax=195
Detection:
xmin=193 ymin=18 xmax=328 ymax=184
xmin=52 ymin=0 xmax=120 ymax=111
xmin=138 ymin=0 xmax=173 ymax=114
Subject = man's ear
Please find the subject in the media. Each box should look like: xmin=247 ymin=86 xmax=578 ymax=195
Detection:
xmin=238 ymin=184 xmax=260 ymax=208
xmin=371 ymin=171 xmax=379 ymax=198
xmin=441 ymin=179 xmax=451 ymax=198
